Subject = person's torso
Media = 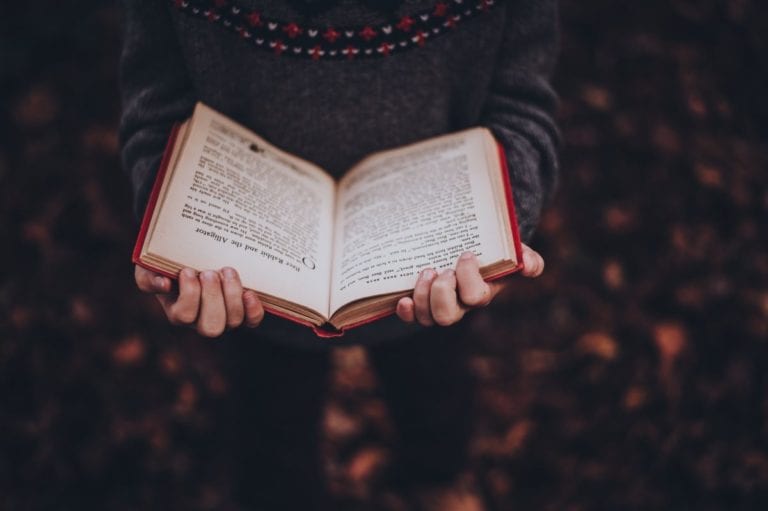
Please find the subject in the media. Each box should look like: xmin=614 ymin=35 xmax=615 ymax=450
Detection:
xmin=169 ymin=0 xmax=508 ymax=176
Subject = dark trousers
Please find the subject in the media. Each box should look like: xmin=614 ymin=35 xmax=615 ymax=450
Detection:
xmin=225 ymin=323 xmax=475 ymax=510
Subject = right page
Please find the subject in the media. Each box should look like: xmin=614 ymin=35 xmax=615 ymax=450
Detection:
xmin=329 ymin=128 xmax=513 ymax=315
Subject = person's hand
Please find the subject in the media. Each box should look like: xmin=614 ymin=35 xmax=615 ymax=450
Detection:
xmin=395 ymin=244 xmax=545 ymax=327
xmin=134 ymin=265 xmax=265 ymax=337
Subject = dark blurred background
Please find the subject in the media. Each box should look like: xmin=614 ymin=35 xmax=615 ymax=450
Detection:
xmin=1 ymin=1 xmax=767 ymax=510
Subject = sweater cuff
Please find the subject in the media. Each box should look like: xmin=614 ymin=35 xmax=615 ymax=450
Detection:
xmin=129 ymin=153 xmax=163 ymax=223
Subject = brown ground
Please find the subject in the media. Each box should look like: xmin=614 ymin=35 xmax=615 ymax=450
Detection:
xmin=1 ymin=1 xmax=767 ymax=510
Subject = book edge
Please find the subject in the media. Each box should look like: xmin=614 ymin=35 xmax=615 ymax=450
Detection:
xmin=132 ymin=122 xmax=183 ymax=268
xmin=495 ymin=138 xmax=526 ymax=273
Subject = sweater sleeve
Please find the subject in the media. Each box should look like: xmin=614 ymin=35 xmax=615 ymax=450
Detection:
xmin=480 ymin=0 xmax=561 ymax=243
xmin=118 ymin=0 xmax=197 ymax=220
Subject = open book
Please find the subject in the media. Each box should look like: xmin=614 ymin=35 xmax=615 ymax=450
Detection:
xmin=134 ymin=103 xmax=524 ymax=337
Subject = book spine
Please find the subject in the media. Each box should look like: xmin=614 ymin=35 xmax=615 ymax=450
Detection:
xmin=312 ymin=310 xmax=396 ymax=338
xmin=258 ymin=305 xmax=337 ymax=335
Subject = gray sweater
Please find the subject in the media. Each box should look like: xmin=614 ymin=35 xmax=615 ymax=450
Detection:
xmin=119 ymin=0 xmax=560 ymax=346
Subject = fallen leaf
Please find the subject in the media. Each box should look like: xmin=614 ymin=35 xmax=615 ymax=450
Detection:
xmin=577 ymin=332 xmax=619 ymax=361
xmin=112 ymin=335 xmax=145 ymax=365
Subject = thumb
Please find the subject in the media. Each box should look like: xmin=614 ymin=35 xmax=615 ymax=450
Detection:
xmin=520 ymin=244 xmax=545 ymax=278
xmin=135 ymin=265 xmax=172 ymax=293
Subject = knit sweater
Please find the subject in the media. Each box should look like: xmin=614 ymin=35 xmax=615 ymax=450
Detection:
xmin=119 ymin=0 xmax=560 ymax=347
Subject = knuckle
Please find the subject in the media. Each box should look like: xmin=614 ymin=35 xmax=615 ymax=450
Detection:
xmin=527 ymin=262 xmax=542 ymax=277
xmin=463 ymin=288 xmax=491 ymax=307
xmin=172 ymin=309 xmax=197 ymax=325
xmin=431 ymin=278 xmax=453 ymax=294
xmin=246 ymin=313 xmax=264 ymax=327
xmin=179 ymin=268 xmax=198 ymax=285
xmin=199 ymin=270 xmax=220 ymax=289
xmin=243 ymin=295 xmax=265 ymax=327
xmin=413 ymin=282 xmax=430 ymax=297
xmin=246 ymin=305 xmax=265 ymax=325
xmin=433 ymin=312 xmax=456 ymax=327
xmin=135 ymin=277 xmax=152 ymax=292
xmin=168 ymin=314 xmax=187 ymax=327
xmin=396 ymin=302 xmax=414 ymax=322
xmin=227 ymin=315 xmax=244 ymax=329
xmin=414 ymin=305 xmax=431 ymax=319
xmin=397 ymin=311 xmax=413 ymax=323
xmin=197 ymin=322 xmax=225 ymax=338
xmin=414 ymin=308 xmax=433 ymax=326
xmin=524 ymin=253 xmax=545 ymax=277
xmin=225 ymin=285 xmax=244 ymax=299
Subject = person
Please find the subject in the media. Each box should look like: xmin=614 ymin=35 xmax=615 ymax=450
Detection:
xmin=120 ymin=0 xmax=558 ymax=509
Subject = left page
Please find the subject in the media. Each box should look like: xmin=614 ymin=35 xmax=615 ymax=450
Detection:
xmin=144 ymin=104 xmax=336 ymax=318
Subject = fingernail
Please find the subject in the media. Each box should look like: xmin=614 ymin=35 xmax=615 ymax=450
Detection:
xmin=421 ymin=269 xmax=435 ymax=280
xmin=440 ymin=268 xmax=455 ymax=276
xmin=201 ymin=270 xmax=217 ymax=281
xmin=460 ymin=251 xmax=475 ymax=260
xmin=182 ymin=268 xmax=196 ymax=278
xmin=154 ymin=276 xmax=167 ymax=288
xmin=222 ymin=267 xmax=236 ymax=279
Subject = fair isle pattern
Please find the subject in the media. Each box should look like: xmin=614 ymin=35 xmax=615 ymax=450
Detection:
xmin=170 ymin=0 xmax=500 ymax=60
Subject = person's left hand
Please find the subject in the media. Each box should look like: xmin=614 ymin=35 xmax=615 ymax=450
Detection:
xmin=395 ymin=244 xmax=545 ymax=326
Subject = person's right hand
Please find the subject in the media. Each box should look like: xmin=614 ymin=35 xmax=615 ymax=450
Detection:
xmin=134 ymin=265 xmax=264 ymax=338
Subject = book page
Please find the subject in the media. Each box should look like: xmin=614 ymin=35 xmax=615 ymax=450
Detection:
xmin=146 ymin=104 xmax=335 ymax=317
xmin=329 ymin=129 xmax=509 ymax=315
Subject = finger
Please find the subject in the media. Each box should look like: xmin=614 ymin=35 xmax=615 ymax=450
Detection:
xmin=521 ymin=244 xmax=545 ymax=278
xmin=430 ymin=269 xmax=465 ymax=327
xmin=155 ymin=294 xmax=176 ymax=323
xmin=220 ymin=267 xmax=245 ymax=329
xmin=488 ymin=280 xmax=506 ymax=300
xmin=396 ymin=297 xmax=415 ymax=323
xmin=197 ymin=270 xmax=227 ymax=338
xmin=166 ymin=268 xmax=201 ymax=325
xmin=135 ymin=265 xmax=171 ymax=294
xmin=156 ymin=293 xmax=174 ymax=311
xmin=243 ymin=290 xmax=265 ymax=328
xmin=413 ymin=268 xmax=437 ymax=326
xmin=455 ymin=252 xmax=493 ymax=307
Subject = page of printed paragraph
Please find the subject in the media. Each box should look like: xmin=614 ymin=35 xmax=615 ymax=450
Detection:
xmin=148 ymin=106 xmax=335 ymax=316
xmin=329 ymin=129 xmax=508 ymax=314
